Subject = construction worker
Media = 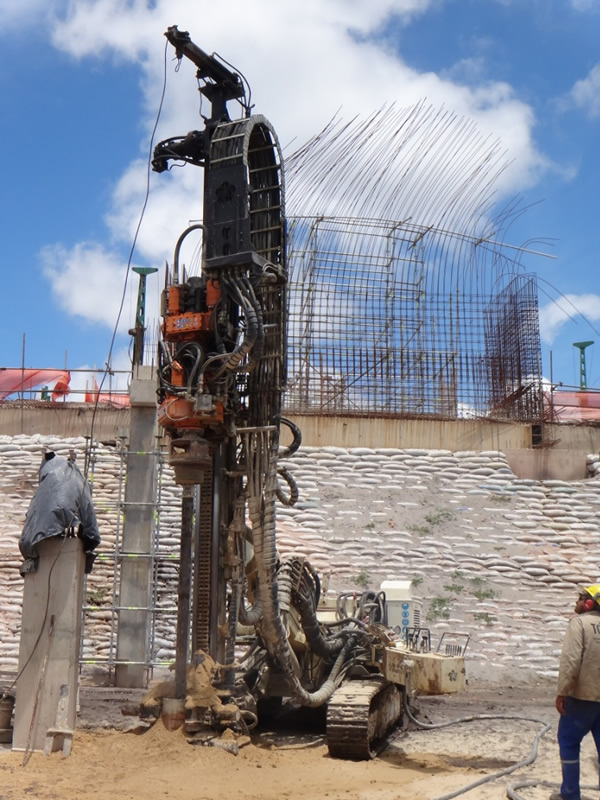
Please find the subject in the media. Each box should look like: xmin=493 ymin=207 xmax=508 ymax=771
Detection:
xmin=554 ymin=584 xmax=600 ymax=800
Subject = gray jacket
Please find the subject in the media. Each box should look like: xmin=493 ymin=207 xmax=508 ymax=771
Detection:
xmin=557 ymin=610 xmax=600 ymax=700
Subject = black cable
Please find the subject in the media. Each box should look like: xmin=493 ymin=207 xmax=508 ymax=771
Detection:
xmin=213 ymin=51 xmax=252 ymax=116
xmin=537 ymin=275 xmax=600 ymax=340
xmin=399 ymin=691 xmax=552 ymax=800
xmin=85 ymin=37 xmax=169 ymax=479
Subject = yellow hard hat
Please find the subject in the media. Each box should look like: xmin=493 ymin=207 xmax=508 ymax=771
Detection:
xmin=581 ymin=584 xmax=600 ymax=602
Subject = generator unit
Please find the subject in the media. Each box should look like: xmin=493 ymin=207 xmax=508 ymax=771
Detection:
xmin=380 ymin=580 xmax=421 ymax=637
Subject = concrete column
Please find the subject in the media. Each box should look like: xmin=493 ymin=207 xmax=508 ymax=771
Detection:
xmin=13 ymin=535 xmax=85 ymax=754
xmin=115 ymin=365 xmax=158 ymax=688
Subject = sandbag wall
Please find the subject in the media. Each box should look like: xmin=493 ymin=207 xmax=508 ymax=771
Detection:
xmin=1 ymin=434 xmax=600 ymax=681
xmin=0 ymin=434 xmax=183 ymax=675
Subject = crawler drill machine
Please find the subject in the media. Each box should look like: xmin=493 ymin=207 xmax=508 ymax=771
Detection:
xmin=151 ymin=26 xmax=466 ymax=758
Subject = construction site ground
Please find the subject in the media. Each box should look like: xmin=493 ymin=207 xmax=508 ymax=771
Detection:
xmin=0 ymin=674 xmax=596 ymax=800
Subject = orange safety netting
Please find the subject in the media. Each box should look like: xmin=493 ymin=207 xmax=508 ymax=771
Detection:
xmin=84 ymin=379 xmax=130 ymax=407
xmin=0 ymin=369 xmax=71 ymax=401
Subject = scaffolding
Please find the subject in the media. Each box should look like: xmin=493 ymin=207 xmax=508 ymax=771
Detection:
xmin=80 ymin=441 xmax=180 ymax=682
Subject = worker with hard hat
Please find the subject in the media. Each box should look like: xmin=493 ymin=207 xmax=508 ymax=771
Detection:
xmin=554 ymin=584 xmax=600 ymax=800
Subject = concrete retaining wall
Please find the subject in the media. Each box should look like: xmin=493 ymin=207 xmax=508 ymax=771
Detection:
xmin=3 ymin=403 xmax=600 ymax=481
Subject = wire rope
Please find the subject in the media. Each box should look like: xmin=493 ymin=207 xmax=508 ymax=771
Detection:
xmin=85 ymin=37 xmax=169 ymax=478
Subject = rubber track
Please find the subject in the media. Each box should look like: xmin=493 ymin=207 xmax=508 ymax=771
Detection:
xmin=326 ymin=678 xmax=402 ymax=760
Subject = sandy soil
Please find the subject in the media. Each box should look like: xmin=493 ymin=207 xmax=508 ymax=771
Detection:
xmin=2 ymin=678 xmax=599 ymax=800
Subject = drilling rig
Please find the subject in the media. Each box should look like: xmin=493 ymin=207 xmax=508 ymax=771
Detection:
xmin=151 ymin=26 xmax=466 ymax=759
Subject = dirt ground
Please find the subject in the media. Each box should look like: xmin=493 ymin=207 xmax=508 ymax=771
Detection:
xmin=1 ymin=676 xmax=599 ymax=800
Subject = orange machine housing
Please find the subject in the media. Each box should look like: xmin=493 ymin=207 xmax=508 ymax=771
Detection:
xmin=162 ymin=279 xmax=220 ymax=341
xmin=157 ymin=396 xmax=225 ymax=431
xmin=158 ymin=278 xmax=225 ymax=432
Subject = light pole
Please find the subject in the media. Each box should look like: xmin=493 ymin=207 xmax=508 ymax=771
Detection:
xmin=130 ymin=266 xmax=158 ymax=367
xmin=573 ymin=340 xmax=594 ymax=390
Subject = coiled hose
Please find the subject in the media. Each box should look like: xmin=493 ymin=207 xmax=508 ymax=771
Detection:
xmin=279 ymin=417 xmax=302 ymax=458
xmin=293 ymin=593 xmax=348 ymax=659
xmin=276 ymin=466 xmax=299 ymax=506
xmin=218 ymin=273 xmax=262 ymax=373
xmin=239 ymin=274 xmax=265 ymax=365
xmin=282 ymin=558 xmax=345 ymax=659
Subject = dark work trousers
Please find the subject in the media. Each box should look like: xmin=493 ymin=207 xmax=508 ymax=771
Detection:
xmin=557 ymin=696 xmax=600 ymax=800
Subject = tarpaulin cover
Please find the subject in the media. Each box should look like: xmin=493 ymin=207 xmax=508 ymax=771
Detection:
xmin=19 ymin=454 xmax=101 ymax=560
xmin=0 ymin=369 xmax=70 ymax=400
xmin=545 ymin=390 xmax=600 ymax=422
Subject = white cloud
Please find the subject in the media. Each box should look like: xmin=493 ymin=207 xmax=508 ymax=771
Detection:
xmin=539 ymin=293 xmax=600 ymax=344
xmin=457 ymin=402 xmax=479 ymax=419
xmin=20 ymin=0 xmax=553 ymax=339
xmin=49 ymin=1 xmax=547 ymax=188
xmin=0 ymin=0 xmax=64 ymax=28
xmin=40 ymin=241 xmax=143 ymax=332
xmin=570 ymin=0 xmax=596 ymax=10
xmin=441 ymin=56 xmax=488 ymax=84
xmin=495 ymin=0 xmax=596 ymax=9
xmin=565 ymin=63 xmax=600 ymax=119
xmin=105 ymin=157 xmax=206 ymax=266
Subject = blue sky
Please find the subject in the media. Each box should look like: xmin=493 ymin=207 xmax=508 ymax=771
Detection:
xmin=1 ymin=0 xmax=600 ymax=395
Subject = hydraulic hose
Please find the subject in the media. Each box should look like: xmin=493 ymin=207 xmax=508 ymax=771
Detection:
xmin=322 ymin=616 xmax=371 ymax=632
xmin=279 ymin=417 xmax=302 ymax=458
xmin=282 ymin=557 xmax=349 ymax=659
xmin=236 ymin=534 xmax=263 ymax=627
xmin=246 ymin=430 xmax=291 ymax=666
xmin=358 ymin=590 xmax=386 ymax=625
xmin=276 ymin=466 xmax=299 ymax=506
xmin=292 ymin=591 xmax=345 ymax=659
xmin=172 ymin=223 xmax=204 ymax=284
xmin=158 ymin=341 xmax=185 ymax=396
xmin=240 ymin=274 xmax=265 ymax=365
xmin=246 ymin=430 xmax=353 ymax=709
xmin=337 ymin=592 xmax=360 ymax=619
xmin=506 ymin=778 xmax=599 ymax=800
xmin=238 ymin=594 xmax=263 ymax=626
xmin=401 ymin=692 xmax=552 ymax=800
xmin=218 ymin=274 xmax=260 ymax=373
xmin=179 ymin=341 xmax=204 ymax=391
xmin=276 ymin=559 xmax=298 ymax=613
xmin=292 ymin=634 xmax=358 ymax=708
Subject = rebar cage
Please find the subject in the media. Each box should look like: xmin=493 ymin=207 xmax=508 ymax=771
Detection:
xmin=284 ymin=216 xmax=542 ymax=421
xmin=281 ymin=103 xmax=544 ymax=423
